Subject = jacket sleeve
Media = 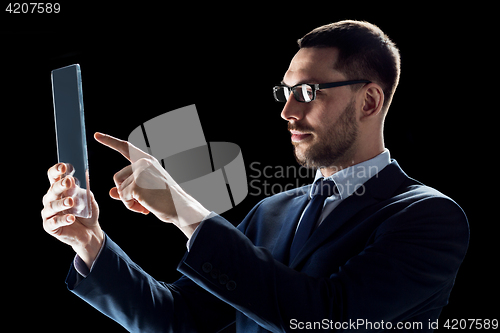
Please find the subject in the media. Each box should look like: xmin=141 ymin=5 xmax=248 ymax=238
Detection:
xmin=177 ymin=196 xmax=469 ymax=332
xmin=66 ymin=234 xmax=235 ymax=333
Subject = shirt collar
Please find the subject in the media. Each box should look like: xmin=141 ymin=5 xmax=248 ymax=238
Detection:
xmin=310 ymin=149 xmax=391 ymax=199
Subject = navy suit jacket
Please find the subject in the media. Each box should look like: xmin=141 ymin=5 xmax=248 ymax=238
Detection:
xmin=66 ymin=160 xmax=469 ymax=332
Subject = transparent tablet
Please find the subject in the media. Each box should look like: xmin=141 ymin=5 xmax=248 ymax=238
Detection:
xmin=51 ymin=64 xmax=92 ymax=218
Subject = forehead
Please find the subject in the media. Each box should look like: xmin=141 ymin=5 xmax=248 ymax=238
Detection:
xmin=283 ymin=47 xmax=346 ymax=85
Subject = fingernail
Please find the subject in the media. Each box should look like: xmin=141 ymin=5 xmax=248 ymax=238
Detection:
xmin=66 ymin=215 xmax=74 ymax=222
xmin=64 ymin=198 xmax=71 ymax=206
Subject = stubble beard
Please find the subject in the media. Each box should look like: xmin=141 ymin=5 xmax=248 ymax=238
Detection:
xmin=292 ymin=98 xmax=358 ymax=170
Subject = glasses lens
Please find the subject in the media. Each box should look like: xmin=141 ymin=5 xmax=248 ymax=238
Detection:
xmin=273 ymin=86 xmax=290 ymax=102
xmin=292 ymin=84 xmax=314 ymax=103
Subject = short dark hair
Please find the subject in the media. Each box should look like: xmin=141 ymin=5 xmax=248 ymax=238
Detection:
xmin=298 ymin=20 xmax=401 ymax=111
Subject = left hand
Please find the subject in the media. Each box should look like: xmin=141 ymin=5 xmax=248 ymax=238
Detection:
xmin=41 ymin=163 xmax=103 ymax=268
xmin=94 ymin=132 xmax=210 ymax=238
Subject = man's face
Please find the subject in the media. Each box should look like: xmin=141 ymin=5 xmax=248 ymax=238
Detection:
xmin=281 ymin=47 xmax=360 ymax=170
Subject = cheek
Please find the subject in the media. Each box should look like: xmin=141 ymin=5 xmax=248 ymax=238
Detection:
xmin=309 ymin=90 xmax=356 ymax=128
xmin=307 ymin=103 xmax=339 ymax=134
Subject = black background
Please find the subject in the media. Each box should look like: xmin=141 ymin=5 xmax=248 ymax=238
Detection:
xmin=2 ymin=3 xmax=495 ymax=332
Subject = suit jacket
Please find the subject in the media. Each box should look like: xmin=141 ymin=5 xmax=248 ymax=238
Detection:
xmin=66 ymin=160 xmax=469 ymax=332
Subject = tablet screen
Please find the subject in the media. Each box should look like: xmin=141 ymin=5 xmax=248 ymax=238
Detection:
xmin=51 ymin=64 xmax=92 ymax=218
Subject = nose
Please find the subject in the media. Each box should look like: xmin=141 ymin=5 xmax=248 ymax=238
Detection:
xmin=280 ymin=96 xmax=305 ymax=122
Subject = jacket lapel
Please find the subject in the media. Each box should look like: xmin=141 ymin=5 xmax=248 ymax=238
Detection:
xmin=289 ymin=160 xmax=408 ymax=269
xmin=272 ymin=188 xmax=311 ymax=264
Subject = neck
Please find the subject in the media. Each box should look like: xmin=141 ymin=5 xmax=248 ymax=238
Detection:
xmin=320 ymin=141 xmax=385 ymax=178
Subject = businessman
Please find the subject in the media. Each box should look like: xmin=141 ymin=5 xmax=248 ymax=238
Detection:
xmin=42 ymin=20 xmax=469 ymax=332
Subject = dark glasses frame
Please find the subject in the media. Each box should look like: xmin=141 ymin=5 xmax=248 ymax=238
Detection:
xmin=273 ymin=80 xmax=371 ymax=103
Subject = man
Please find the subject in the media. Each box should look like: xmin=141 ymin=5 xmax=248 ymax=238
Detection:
xmin=42 ymin=20 xmax=469 ymax=332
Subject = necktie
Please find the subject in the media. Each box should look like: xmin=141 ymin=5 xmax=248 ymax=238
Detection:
xmin=289 ymin=179 xmax=336 ymax=264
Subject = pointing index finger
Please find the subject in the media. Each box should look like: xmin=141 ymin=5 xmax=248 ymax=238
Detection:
xmin=94 ymin=132 xmax=131 ymax=161
xmin=94 ymin=132 xmax=152 ymax=163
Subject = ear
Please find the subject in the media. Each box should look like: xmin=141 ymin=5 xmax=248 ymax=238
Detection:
xmin=360 ymin=83 xmax=384 ymax=120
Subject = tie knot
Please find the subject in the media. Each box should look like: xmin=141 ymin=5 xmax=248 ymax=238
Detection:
xmin=312 ymin=179 xmax=337 ymax=198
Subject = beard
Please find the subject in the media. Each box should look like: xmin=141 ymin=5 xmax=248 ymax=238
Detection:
xmin=290 ymin=98 xmax=358 ymax=170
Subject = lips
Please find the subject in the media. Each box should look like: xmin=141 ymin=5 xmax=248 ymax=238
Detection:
xmin=290 ymin=130 xmax=312 ymax=142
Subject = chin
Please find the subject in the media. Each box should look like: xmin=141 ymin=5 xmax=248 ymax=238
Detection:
xmin=293 ymin=146 xmax=315 ymax=169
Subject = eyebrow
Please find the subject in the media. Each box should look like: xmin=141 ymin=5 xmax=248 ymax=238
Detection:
xmin=280 ymin=78 xmax=322 ymax=87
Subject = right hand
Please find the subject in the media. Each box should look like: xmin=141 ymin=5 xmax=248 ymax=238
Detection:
xmin=94 ymin=132 xmax=209 ymax=238
xmin=42 ymin=163 xmax=103 ymax=269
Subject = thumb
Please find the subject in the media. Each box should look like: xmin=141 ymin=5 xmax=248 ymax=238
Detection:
xmin=109 ymin=187 xmax=150 ymax=215
xmin=109 ymin=187 xmax=120 ymax=200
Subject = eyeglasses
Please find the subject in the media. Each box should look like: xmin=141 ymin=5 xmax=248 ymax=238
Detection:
xmin=273 ymin=80 xmax=371 ymax=103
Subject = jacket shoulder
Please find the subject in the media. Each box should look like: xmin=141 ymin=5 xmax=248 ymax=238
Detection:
xmin=398 ymin=179 xmax=464 ymax=211
xmin=380 ymin=180 xmax=469 ymax=251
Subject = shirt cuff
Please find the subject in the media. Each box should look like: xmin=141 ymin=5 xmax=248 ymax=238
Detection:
xmin=73 ymin=234 xmax=106 ymax=278
xmin=186 ymin=211 xmax=218 ymax=251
